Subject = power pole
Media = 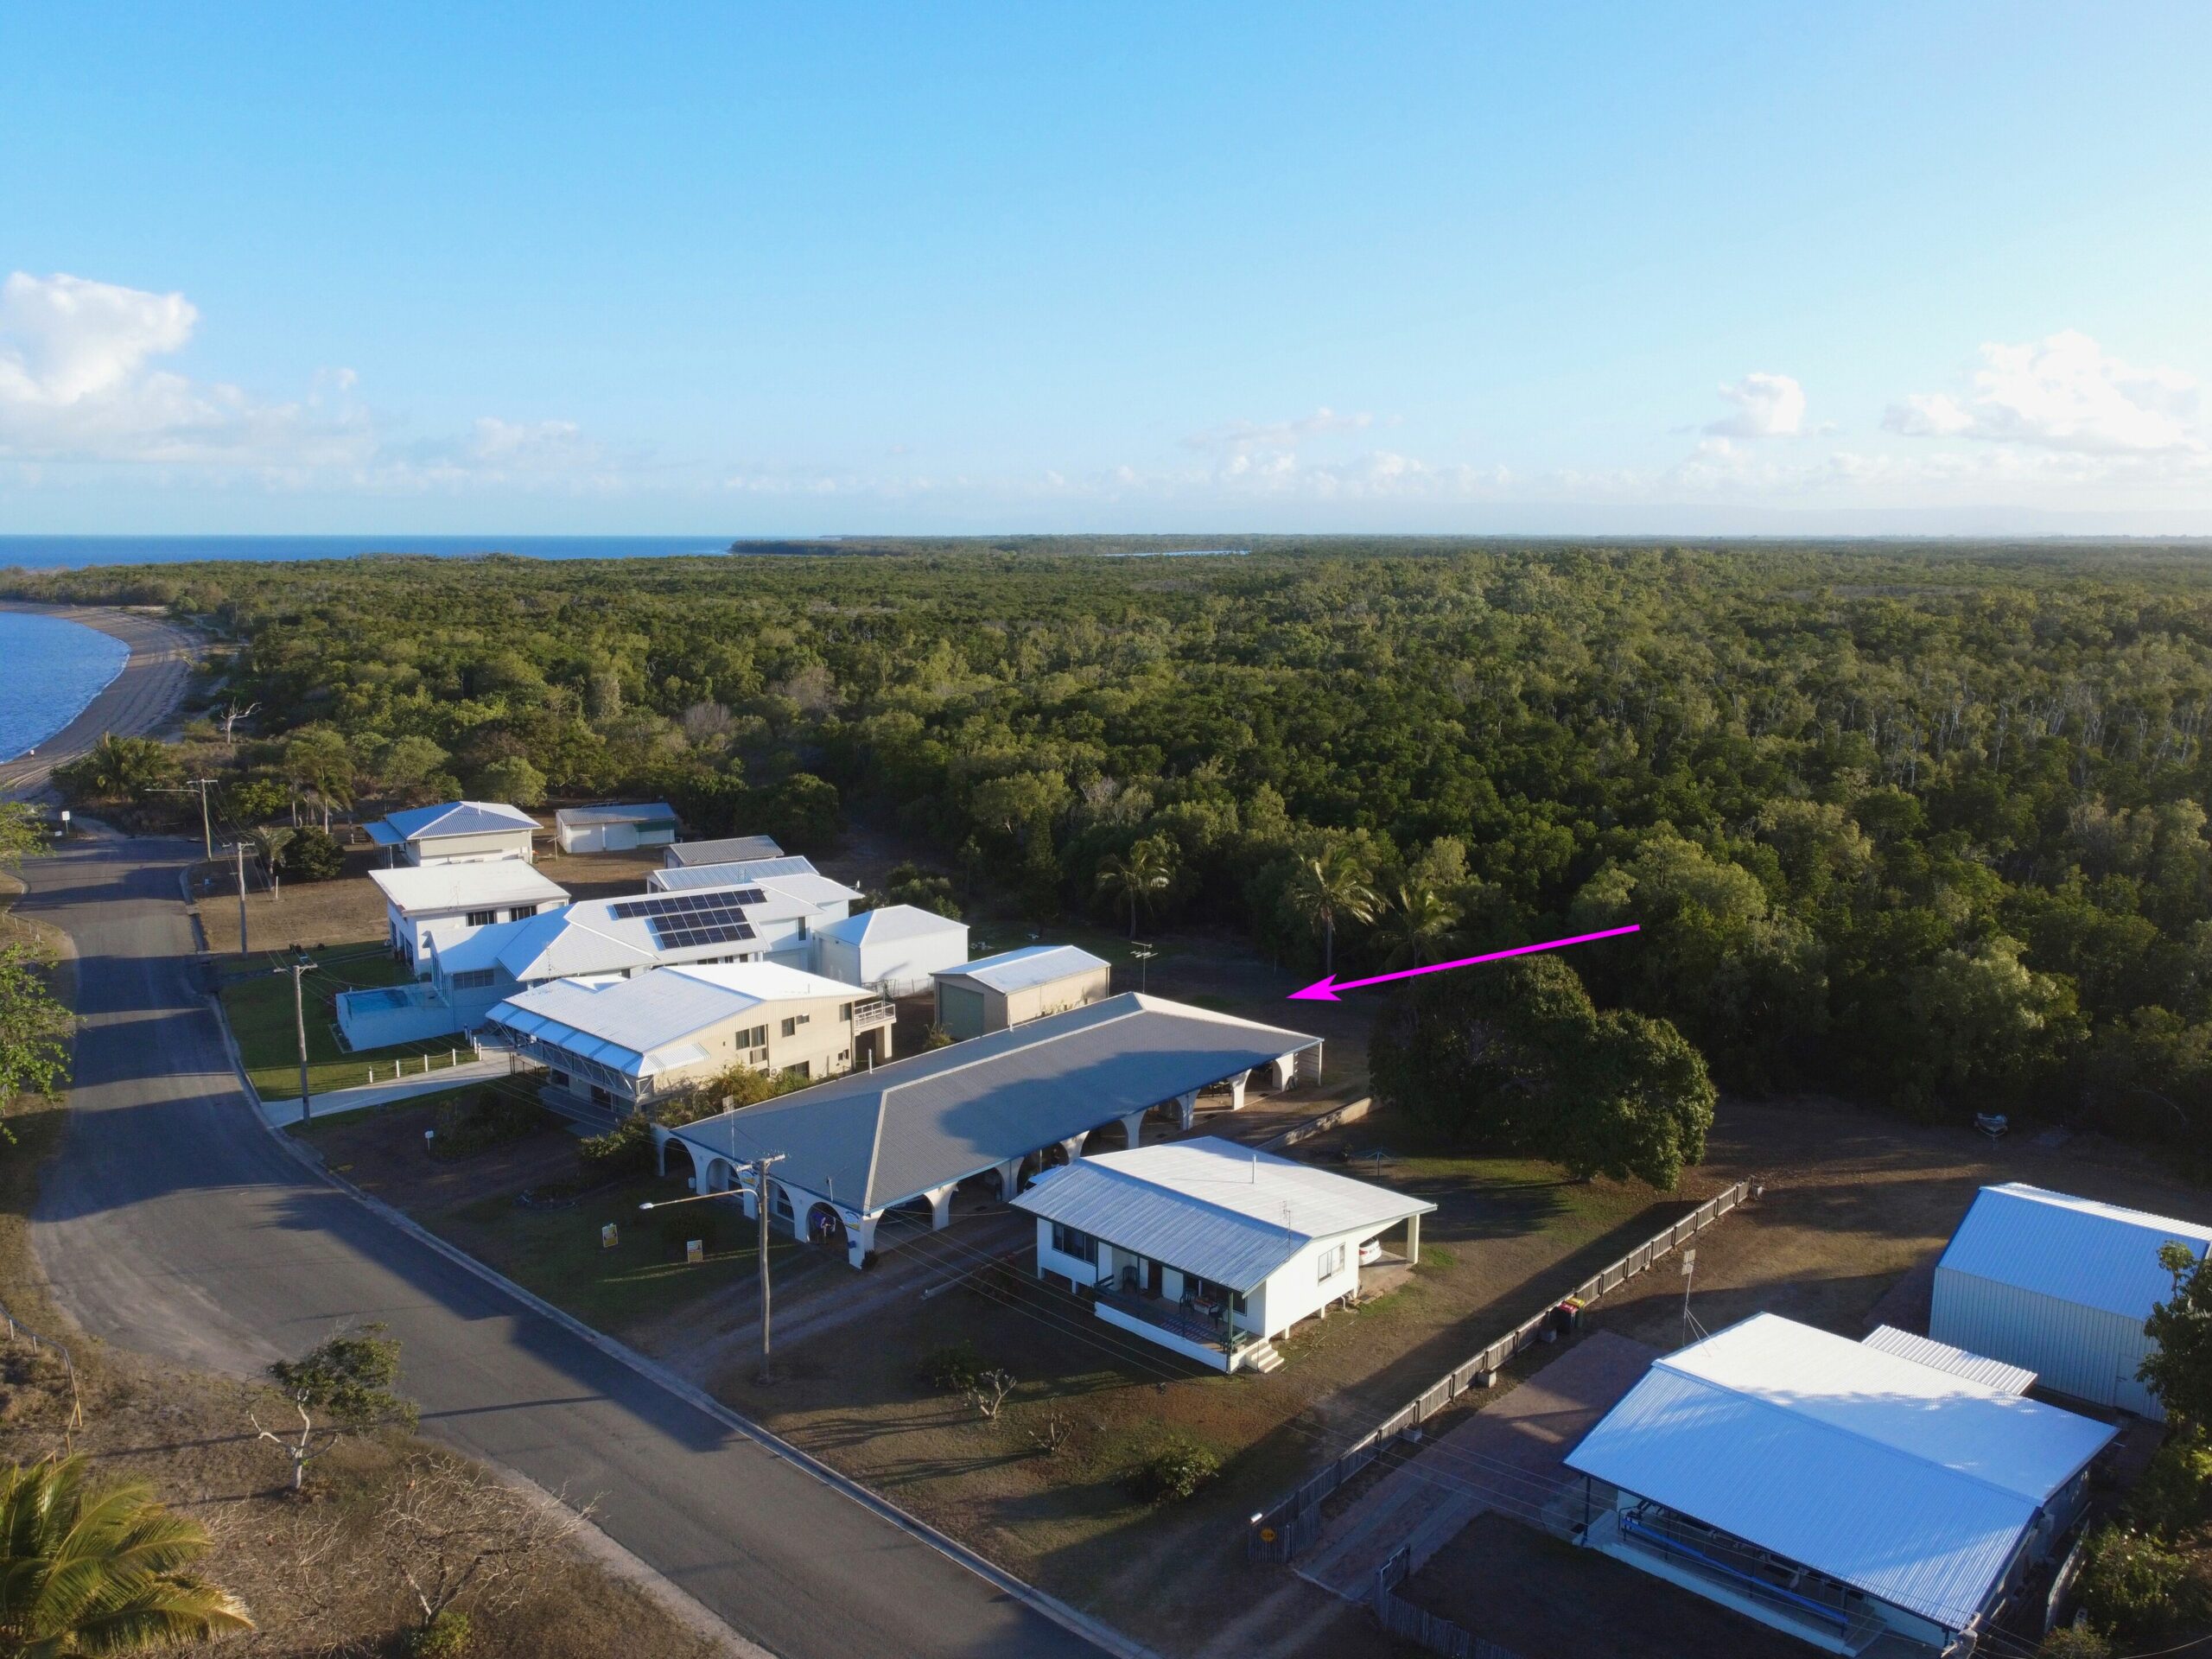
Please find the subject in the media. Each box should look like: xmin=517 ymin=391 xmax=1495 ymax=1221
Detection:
xmin=155 ymin=779 xmax=219 ymax=861
xmin=232 ymin=842 xmax=250 ymax=953
xmin=289 ymin=957 xmax=314 ymax=1122
xmin=751 ymin=1153 xmax=786 ymax=1384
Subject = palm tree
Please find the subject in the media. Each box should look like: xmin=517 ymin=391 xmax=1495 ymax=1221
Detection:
xmin=1284 ymin=844 xmax=1377 ymax=975
xmin=0 ymin=1454 xmax=253 ymax=1653
xmin=1096 ymin=837 xmax=1175 ymax=939
xmin=1376 ymin=881 xmax=1462 ymax=971
xmin=73 ymin=735 xmax=175 ymax=803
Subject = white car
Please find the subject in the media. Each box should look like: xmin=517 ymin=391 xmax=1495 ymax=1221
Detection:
xmin=1358 ymin=1237 xmax=1384 ymax=1266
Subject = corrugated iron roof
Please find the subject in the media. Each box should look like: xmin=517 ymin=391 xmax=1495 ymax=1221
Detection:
xmin=555 ymin=800 xmax=678 ymax=828
xmin=486 ymin=961 xmax=855 ymax=1077
xmin=939 ymin=944 xmax=1109 ymax=995
xmin=664 ymin=836 xmax=785 ymax=867
xmin=669 ymin=993 xmax=1321 ymax=1213
xmin=1860 ymin=1325 xmax=2037 ymax=1395
xmin=815 ymin=904 xmax=967 ymax=946
xmin=1937 ymin=1183 xmax=2212 ymax=1322
xmin=375 ymin=800 xmax=540 ymax=842
xmin=1010 ymin=1136 xmax=1432 ymax=1291
xmin=1566 ymin=1313 xmax=2116 ymax=1631
xmin=367 ymin=861 xmax=569 ymax=915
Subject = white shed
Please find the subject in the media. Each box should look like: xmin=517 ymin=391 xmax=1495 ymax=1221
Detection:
xmin=811 ymin=905 xmax=969 ymax=995
xmin=1930 ymin=1182 xmax=2212 ymax=1421
xmin=555 ymin=801 xmax=680 ymax=853
xmin=934 ymin=944 xmax=1113 ymax=1039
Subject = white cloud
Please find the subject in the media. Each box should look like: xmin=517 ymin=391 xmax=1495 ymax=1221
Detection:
xmin=1183 ymin=406 xmax=1374 ymax=454
xmin=1705 ymin=372 xmax=1807 ymax=438
xmin=0 ymin=271 xmax=197 ymax=404
xmin=0 ymin=269 xmax=373 ymax=468
xmin=0 ymin=270 xmax=622 ymax=494
xmin=1885 ymin=331 xmax=2202 ymax=454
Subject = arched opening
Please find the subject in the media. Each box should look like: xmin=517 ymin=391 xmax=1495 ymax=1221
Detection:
xmin=1090 ymin=1112 xmax=1144 ymax=1153
xmin=805 ymin=1202 xmax=847 ymax=1250
xmin=701 ymin=1156 xmax=735 ymax=1193
xmin=880 ymin=1192 xmax=936 ymax=1243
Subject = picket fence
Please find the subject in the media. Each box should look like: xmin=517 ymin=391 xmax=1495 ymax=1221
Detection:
xmin=1246 ymin=1179 xmax=1751 ymax=1563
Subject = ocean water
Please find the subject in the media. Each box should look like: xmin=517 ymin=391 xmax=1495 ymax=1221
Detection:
xmin=0 ymin=612 xmax=131 ymax=761
xmin=0 ymin=535 xmax=735 ymax=570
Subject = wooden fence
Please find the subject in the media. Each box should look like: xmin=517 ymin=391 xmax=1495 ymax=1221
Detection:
xmin=1371 ymin=1546 xmax=1525 ymax=1659
xmin=1246 ymin=1179 xmax=1751 ymax=1563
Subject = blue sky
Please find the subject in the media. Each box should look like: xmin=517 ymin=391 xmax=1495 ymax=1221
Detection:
xmin=3 ymin=3 xmax=2209 ymax=534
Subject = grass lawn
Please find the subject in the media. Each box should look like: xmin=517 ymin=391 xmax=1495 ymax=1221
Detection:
xmin=288 ymin=1095 xmax=794 ymax=1338
xmin=219 ymin=944 xmax=479 ymax=1099
xmin=697 ymin=1134 xmax=1692 ymax=1648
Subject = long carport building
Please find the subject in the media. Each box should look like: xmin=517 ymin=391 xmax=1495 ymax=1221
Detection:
xmin=660 ymin=992 xmax=1320 ymax=1268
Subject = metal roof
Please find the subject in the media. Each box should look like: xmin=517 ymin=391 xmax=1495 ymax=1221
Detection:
xmin=664 ymin=835 xmax=785 ymax=867
xmin=1937 ymin=1183 xmax=2212 ymax=1322
xmin=650 ymin=859 xmax=861 ymax=906
xmin=1566 ymin=1313 xmax=2117 ymax=1631
xmin=370 ymin=800 xmax=540 ymax=843
xmin=486 ymin=961 xmax=859 ymax=1077
xmin=670 ymin=993 xmax=1321 ymax=1214
xmin=815 ymin=904 xmax=968 ymax=946
xmin=366 ymin=861 xmax=569 ymax=915
xmin=432 ymin=882 xmax=785 ymax=981
xmin=555 ymin=800 xmax=679 ymax=828
xmin=938 ymin=944 xmax=1109 ymax=995
xmin=1011 ymin=1136 xmax=1432 ymax=1292
xmin=1860 ymin=1325 xmax=2037 ymax=1395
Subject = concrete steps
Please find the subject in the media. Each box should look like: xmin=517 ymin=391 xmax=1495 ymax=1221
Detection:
xmin=1240 ymin=1339 xmax=1285 ymax=1373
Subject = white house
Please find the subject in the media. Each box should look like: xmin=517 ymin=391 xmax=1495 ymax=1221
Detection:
xmin=1011 ymin=1137 xmax=1432 ymax=1372
xmin=363 ymin=800 xmax=539 ymax=867
xmin=662 ymin=994 xmax=1320 ymax=1268
xmin=664 ymin=834 xmax=785 ymax=868
xmin=340 ymin=880 xmax=823 ymax=1050
xmin=555 ymin=800 xmax=680 ymax=854
xmin=934 ymin=944 xmax=1112 ymax=1039
xmin=484 ymin=962 xmax=894 ymax=1122
xmin=1930 ymin=1182 xmax=2212 ymax=1421
xmin=368 ymin=861 xmax=569 ymax=976
xmin=1566 ymin=1313 xmax=2117 ymax=1656
xmin=647 ymin=853 xmax=859 ymax=908
xmin=813 ymin=905 xmax=969 ymax=995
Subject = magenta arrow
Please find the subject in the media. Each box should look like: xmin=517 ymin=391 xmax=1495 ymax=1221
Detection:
xmin=1287 ymin=924 xmax=1642 ymax=1001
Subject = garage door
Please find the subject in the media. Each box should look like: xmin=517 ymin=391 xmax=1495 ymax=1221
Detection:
xmin=938 ymin=983 xmax=987 ymax=1041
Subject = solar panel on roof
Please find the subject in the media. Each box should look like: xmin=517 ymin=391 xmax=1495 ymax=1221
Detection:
xmin=613 ymin=888 xmax=766 ymax=921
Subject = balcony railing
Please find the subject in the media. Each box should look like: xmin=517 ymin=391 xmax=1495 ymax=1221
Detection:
xmin=1096 ymin=1285 xmax=1230 ymax=1351
xmin=849 ymin=999 xmax=896 ymax=1031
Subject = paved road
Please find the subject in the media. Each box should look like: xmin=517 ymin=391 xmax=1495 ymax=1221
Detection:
xmin=19 ymin=830 xmax=1107 ymax=1659
xmin=0 ymin=604 xmax=200 ymax=798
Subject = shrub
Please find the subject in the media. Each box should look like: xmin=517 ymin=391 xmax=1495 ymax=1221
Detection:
xmin=2037 ymin=1627 xmax=2112 ymax=1658
xmin=407 ymin=1609 xmax=473 ymax=1656
xmin=1128 ymin=1435 xmax=1221 ymax=1503
xmin=429 ymin=1088 xmax=547 ymax=1160
xmin=2075 ymin=1523 xmax=2209 ymax=1639
xmin=576 ymin=1113 xmax=656 ymax=1180
xmin=2126 ymin=1429 xmax=2212 ymax=1540
xmin=279 ymin=824 xmax=345 ymax=881
xmin=919 ymin=1342 xmax=985 ymax=1391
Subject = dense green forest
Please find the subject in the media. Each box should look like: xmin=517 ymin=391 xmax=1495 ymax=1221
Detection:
xmin=16 ymin=538 xmax=2212 ymax=1149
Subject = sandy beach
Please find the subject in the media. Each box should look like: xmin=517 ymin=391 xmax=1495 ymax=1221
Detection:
xmin=0 ymin=602 xmax=200 ymax=801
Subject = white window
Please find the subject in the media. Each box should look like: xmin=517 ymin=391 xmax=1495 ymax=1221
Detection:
xmin=1317 ymin=1243 xmax=1347 ymax=1283
xmin=450 ymin=969 xmax=497 ymax=990
xmin=1050 ymin=1223 xmax=1097 ymax=1264
xmin=465 ymin=908 xmax=498 ymax=927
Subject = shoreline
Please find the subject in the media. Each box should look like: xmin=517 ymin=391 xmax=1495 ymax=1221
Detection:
xmin=0 ymin=602 xmax=201 ymax=802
